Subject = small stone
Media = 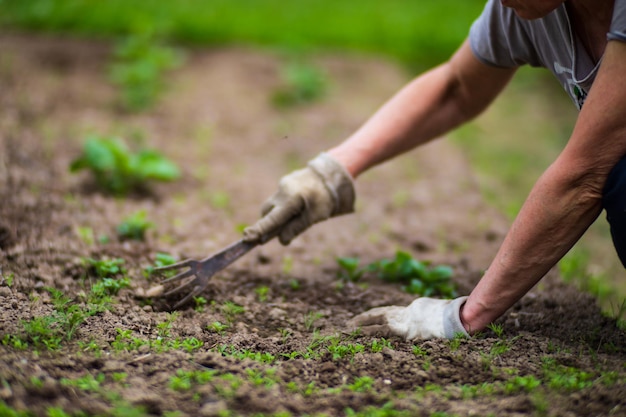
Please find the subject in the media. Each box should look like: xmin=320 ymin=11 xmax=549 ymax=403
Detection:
xmin=145 ymin=285 xmax=164 ymax=298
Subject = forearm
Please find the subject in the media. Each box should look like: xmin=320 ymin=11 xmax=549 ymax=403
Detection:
xmin=462 ymin=163 xmax=603 ymax=333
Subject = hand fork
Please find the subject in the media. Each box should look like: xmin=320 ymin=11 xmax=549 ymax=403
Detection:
xmin=152 ymin=238 xmax=264 ymax=309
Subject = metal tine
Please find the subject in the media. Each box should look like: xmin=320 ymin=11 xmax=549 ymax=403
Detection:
xmin=163 ymin=276 xmax=200 ymax=297
xmin=171 ymin=285 xmax=204 ymax=310
xmin=160 ymin=268 xmax=196 ymax=285
xmin=152 ymin=258 xmax=198 ymax=273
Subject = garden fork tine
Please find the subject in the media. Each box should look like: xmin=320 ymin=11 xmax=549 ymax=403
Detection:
xmin=151 ymin=239 xmax=262 ymax=309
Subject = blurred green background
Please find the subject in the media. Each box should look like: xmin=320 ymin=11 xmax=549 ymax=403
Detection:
xmin=0 ymin=0 xmax=485 ymax=68
xmin=0 ymin=0 xmax=623 ymax=315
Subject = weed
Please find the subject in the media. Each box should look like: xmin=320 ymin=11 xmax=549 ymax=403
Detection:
xmin=543 ymin=363 xmax=595 ymax=391
xmin=112 ymin=372 xmax=128 ymax=384
xmin=412 ymin=345 xmax=428 ymax=357
xmin=144 ymin=252 xmax=178 ymax=278
xmin=370 ymin=251 xmax=457 ymax=298
xmin=76 ymin=226 xmax=95 ymax=245
xmin=220 ymin=301 xmax=244 ymax=323
xmin=255 ymin=285 xmax=270 ymax=302
xmin=278 ymin=328 xmax=292 ymax=343
xmin=288 ymin=279 xmax=301 ymax=290
xmin=2 ymin=334 xmax=28 ymax=350
xmin=182 ymin=337 xmax=204 ymax=353
xmin=327 ymin=341 xmax=365 ymax=360
xmin=60 ymin=373 xmax=105 ymax=392
xmin=1 ymin=272 xmax=14 ymax=287
xmin=83 ymin=257 xmax=125 ymax=278
xmin=490 ymin=338 xmax=515 ymax=357
xmin=487 ymin=323 xmax=504 ymax=338
xmin=169 ymin=368 xmax=217 ymax=391
xmin=215 ymin=345 xmax=277 ymax=364
xmin=303 ymin=311 xmax=324 ymax=332
xmin=246 ymin=368 xmax=279 ymax=388
xmin=273 ymin=59 xmax=328 ymax=108
xmin=504 ymin=375 xmax=541 ymax=394
xmin=208 ymin=321 xmax=229 ymax=335
xmin=281 ymin=255 xmax=294 ymax=275
xmin=78 ymin=340 xmax=102 ymax=357
xmin=337 ymin=257 xmax=365 ymax=282
xmin=193 ymin=296 xmax=208 ymax=312
xmin=109 ymin=31 xmax=182 ymax=112
xmin=70 ymin=135 xmax=180 ymax=195
xmin=336 ymin=251 xmax=457 ymax=297
xmin=117 ymin=210 xmax=154 ymax=240
xmin=157 ymin=312 xmax=180 ymax=338
xmin=370 ymin=338 xmax=393 ymax=353
xmin=19 ymin=287 xmax=99 ymax=350
xmin=348 ymin=376 xmax=374 ymax=393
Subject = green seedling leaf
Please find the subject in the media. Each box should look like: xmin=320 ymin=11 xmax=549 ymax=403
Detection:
xmin=367 ymin=250 xmax=457 ymax=298
xmin=117 ymin=210 xmax=154 ymax=241
xmin=70 ymin=135 xmax=180 ymax=195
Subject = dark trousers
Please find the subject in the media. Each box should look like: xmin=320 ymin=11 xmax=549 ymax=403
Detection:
xmin=603 ymin=156 xmax=626 ymax=268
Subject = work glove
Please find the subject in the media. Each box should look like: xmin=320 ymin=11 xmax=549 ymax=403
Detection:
xmin=243 ymin=153 xmax=356 ymax=245
xmin=347 ymin=296 xmax=469 ymax=340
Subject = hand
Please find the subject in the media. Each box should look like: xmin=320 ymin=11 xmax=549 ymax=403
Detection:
xmin=347 ymin=296 xmax=469 ymax=340
xmin=243 ymin=153 xmax=356 ymax=245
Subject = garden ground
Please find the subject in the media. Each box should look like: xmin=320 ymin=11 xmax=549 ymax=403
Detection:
xmin=0 ymin=34 xmax=625 ymax=416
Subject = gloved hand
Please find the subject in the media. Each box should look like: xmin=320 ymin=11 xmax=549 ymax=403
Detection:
xmin=347 ymin=296 xmax=469 ymax=340
xmin=243 ymin=153 xmax=355 ymax=245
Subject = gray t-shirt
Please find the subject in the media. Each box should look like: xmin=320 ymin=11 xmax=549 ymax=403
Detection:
xmin=469 ymin=0 xmax=626 ymax=109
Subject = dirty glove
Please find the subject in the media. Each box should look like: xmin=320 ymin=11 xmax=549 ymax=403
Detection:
xmin=243 ymin=153 xmax=355 ymax=245
xmin=347 ymin=296 xmax=469 ymax=340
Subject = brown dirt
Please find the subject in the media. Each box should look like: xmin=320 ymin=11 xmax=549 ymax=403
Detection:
xmin=0 ymin=33 xmax=625 ymax=417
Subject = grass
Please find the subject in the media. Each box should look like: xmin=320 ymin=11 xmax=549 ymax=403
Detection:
xmin=0 ymin=0 xmax=485 ymax=69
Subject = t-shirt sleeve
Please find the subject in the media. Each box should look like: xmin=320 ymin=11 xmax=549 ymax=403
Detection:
xmin=469 ymin=0 xmax=541 ymax=68
xmin=608 ymin=0 xmax=626 ymax=41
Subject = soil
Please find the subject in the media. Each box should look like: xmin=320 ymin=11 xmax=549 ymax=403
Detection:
xmin=0 ymin=34 xmax=625 ymax=417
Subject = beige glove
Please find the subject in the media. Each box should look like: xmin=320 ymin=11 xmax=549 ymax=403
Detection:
xmin=243 ymin=153 xmax=356 ymax=245
xmin=347 ymin=296 xmax=469 ymax=340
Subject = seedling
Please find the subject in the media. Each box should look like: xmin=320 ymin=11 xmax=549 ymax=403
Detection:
xmin=193 ymin=296 xmax=208 ymax=312
xmin=1 ymin=272 xmax=13 ymax=287
xmin=220 ymin=301 xmax=244 ymax=323
xmin=303 ymin=311 xmax=324 ymax=332
xmin=109 ymin=31 xmax=182 ymax=112
xmin=116 ymin=210 xmax=154 ymax=240
xmin=273 ymin=59 xmax=328 ymax=108
xmin=255 ymin=285 xmax=270 ymax=302
xmin=83 ymin=257 xmax=125 ymax=278
xmin=145 ymin=252 xmax=178 ymax=278
xmin=348 ymin=376 xmax=374 ymax=393
xmin=369 ymin=251 xmax=457 ymax=298
xmin=336 ymin=257 xmax=365 ymax=282
xmin=208 ymin=321 xmax=229 ymax=335
xmin=70 ymin=135 xmax=180 ymax=195
xmin=336 ymin=251 xmax=457 ymax=298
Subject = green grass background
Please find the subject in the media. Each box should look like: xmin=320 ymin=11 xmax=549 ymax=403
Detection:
xmin=0 ymin=0 xmax=623 ymax=314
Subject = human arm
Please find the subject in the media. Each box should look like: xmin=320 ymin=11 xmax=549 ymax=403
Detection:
xmin=328 ymin=40 xmax=516 ymax=178
xmin=461 ymin=40 xmax=626 ymax=333
xmin=244 ymin=40 xmax=516 ymax=244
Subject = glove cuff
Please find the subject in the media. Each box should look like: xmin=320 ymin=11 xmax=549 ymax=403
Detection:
xmin=443 ymin=296 xmax=469 ymax=339
xmin=308 ymin=153 xmax=356 ymax=216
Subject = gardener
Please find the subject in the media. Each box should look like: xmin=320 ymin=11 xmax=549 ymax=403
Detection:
xmin=243 ymin=0 xmax=626 ymax=340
